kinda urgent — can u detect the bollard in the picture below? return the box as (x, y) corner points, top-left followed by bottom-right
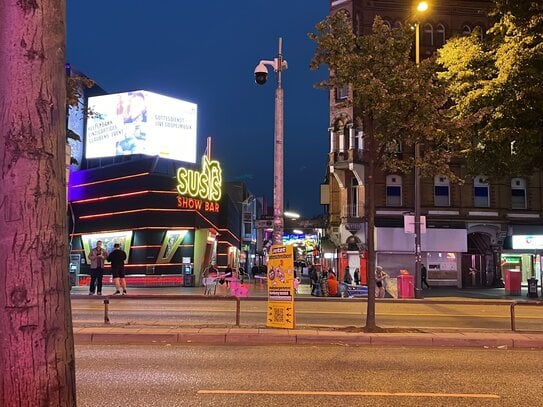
(104, 299), (110, 324)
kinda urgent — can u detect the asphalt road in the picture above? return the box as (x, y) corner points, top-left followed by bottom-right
(75, 344), (543, 406)
(71, 298), (543, 331)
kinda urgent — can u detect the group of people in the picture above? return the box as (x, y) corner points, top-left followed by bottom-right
(88, 240), (127, 296)
(310, 265), (362, 297)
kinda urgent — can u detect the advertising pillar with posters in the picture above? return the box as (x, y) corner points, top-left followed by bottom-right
(266, 245), (295, 329)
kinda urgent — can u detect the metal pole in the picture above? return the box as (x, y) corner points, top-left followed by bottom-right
(272, 37), (284, 245)
(414, 23), (422, 299)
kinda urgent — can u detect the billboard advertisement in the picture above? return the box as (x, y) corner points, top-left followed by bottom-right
(86, 90), (197, 163)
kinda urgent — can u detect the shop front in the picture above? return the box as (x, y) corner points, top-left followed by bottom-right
(501, 234), (543, 289)
(68, 155), (240, 288)
(375, 227), (467, 287)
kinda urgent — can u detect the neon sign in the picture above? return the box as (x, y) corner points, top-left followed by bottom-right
(176, 156), (222, 213)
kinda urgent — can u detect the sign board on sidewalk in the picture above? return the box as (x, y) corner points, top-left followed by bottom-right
(266, 245), (295, 329)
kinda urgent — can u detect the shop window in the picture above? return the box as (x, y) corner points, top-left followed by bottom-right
(386, 175), (402, 207)
(511, 178), (526, 209)
(474, 176), (489, 207)
(434, 175), (450, 207)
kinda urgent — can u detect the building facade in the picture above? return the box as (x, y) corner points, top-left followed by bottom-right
(324, 0), (543, 288)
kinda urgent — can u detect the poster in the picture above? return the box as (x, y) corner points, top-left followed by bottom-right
(266, 245), (295, 329)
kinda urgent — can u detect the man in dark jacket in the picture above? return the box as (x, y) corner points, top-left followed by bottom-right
(107, 243), (128, 295)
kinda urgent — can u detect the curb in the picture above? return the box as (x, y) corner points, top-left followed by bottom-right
(73, 329), (543, 349)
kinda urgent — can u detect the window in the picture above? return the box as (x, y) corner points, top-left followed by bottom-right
(473, 176), (489, 207)
(462, 25), (471, 35)
(383, 19), (392, 30)
(350, 177), (360, 217)
(511, 178), (526, 209)
(423, 23), (434, 46)
(434, 175), (450, 206)
(336, 85), (349, 100)
(394, 21), (403, 30)
(436, 23), (446, 47)
(386, 175), (402, 207)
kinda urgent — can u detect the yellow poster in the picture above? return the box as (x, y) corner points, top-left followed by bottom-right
(266, 245), (295, 329)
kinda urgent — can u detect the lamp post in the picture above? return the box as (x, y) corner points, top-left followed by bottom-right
(254, 37), (288, 246)
(414, 1), (427, 299)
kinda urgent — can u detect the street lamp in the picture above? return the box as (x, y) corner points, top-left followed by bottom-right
(254, 37), (288, 246)
(414, 1), (428, 299)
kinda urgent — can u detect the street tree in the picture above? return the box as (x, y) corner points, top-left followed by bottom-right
(0, 1), (77, 406)
(437, 0), (543, 178)
(310, 12), (464, 331)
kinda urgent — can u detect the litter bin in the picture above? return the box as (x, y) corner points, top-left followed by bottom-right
(527, 278), (539, 298)
(504, 270), (521, 296)
(397, 274), (414, 298)
(183, 274), (195, 287)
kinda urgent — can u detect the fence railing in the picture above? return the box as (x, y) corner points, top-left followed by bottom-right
(71, 295), (543, 332)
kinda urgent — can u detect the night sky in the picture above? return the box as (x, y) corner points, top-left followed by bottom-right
(66, 1), (330, 218)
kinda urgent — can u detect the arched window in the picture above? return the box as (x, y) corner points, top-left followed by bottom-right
(383, 19), (392, 30)
(386, 175), (402, 207)
(394, 21), (403, 30)
(462, 25), (471, 35)
(350, 177), (360, 217)
(423, 23), (434, 46)
(474, 176), (489, 208)
(511, 178), (527, 209)
(436, 23), (446, 47)
(434, 175), (450, 207)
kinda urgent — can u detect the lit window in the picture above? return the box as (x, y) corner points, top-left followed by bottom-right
(386, 175), (402, 207)
(434, 175), (450, 206)
(473, 176), (489, 208)
(511, 178), (526, 209)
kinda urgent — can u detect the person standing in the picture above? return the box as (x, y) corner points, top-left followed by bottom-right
(375, 266), (389, 298)
(421, 264), (431, 289)
(354, 268), (360, 285)
(88, 240), (106, 295)
(107, 243), (128, 295)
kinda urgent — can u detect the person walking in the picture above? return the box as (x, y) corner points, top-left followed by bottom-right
(88, 240), (106, 295)
(421, 264), (431, 289)
(107, 243), (128, 295)
(375, 266), (389, 298)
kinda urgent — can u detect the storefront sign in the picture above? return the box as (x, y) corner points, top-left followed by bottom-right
(266, 245), (295, 329)
(176, 155), (222, 213)
(512, 235), (543, 250)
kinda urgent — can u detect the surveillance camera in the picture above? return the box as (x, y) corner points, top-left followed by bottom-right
(254, 63), (268, 85)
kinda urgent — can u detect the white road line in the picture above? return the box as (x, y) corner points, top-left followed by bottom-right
(197, 389), (500, 399)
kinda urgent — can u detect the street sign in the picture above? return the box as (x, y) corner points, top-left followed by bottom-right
(403, 215), (427, 234)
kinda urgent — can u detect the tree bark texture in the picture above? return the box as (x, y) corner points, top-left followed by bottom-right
(0, 1), (76, 406)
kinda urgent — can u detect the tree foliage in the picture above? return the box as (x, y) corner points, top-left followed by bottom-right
(310, 12), (465, 182)
(437, 0), (543, 178)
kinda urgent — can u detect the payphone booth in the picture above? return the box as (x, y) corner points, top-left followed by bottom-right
(69, 254), (81, 288)
(183, 260), (195, 287)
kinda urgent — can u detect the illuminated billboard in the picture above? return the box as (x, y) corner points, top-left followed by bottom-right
(86, 90), (197, 163)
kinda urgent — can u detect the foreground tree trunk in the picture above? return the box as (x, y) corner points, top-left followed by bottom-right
(0, 1), (76, 406)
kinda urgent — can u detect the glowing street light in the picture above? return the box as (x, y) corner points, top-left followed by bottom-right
(414, 1), (428, 299)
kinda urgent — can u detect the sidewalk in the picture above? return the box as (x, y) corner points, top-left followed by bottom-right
(70, 283), (543, 349)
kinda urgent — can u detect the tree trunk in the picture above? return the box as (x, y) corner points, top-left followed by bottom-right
(0, 1), (76, 406)
(364, 116), (377, 332)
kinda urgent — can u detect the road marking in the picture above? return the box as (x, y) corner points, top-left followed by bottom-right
(197, 389), (500, 399)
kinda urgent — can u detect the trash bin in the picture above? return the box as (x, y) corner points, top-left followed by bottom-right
(527, 278), (539, 298)
(397, 274), (414, 298)
(504, 270), (521, 296)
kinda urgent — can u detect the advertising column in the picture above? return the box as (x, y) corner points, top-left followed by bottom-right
(266, 245), (295, 329)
